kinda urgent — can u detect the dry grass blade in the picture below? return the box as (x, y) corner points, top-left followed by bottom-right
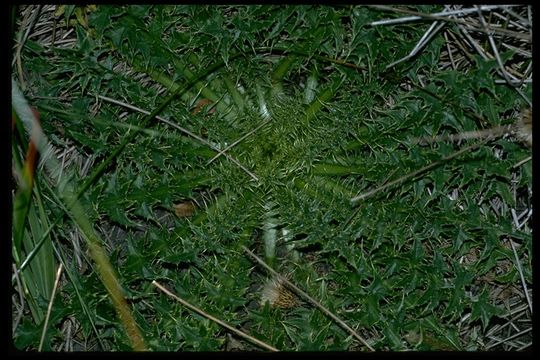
(97, 94), (259, 182)
(485, 327), (532, 350)
(474, 6), (521, 87)
(351, 140), (489, 203)
(508, 239), (532, 314)
(370, 5), (506, 26)
(415, 107), (531, 149)
(512, 156), (531, 169)
(151, 280), (279, 352)
(242, 246), (376, 351)
(478, 259), (532, 351)
(12, 264), (26, 333)
(413, 126), (509, 145)
(14, 5), (44, 90)
(38, 263), (63, 351)
(369, 5), (530, 40)
(385, 20), (446, 70)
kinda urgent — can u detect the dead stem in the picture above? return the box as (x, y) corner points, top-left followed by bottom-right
(152, 280), (278, 352)
(97, 94), (259, 182)
(351, 139), (489, 204)
(39, 263), (63, 351)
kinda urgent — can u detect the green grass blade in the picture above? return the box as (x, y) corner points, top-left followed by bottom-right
(12, 79), (147, 351)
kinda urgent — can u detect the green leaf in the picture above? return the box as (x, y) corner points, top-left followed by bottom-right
(63, 5), (77, 24)
(383, 323), (406, 350)
(470, 289), (505, 330)
(14, 317), (42, 350)
(109, 26), (126, 48)
(76, 25), (93, 54)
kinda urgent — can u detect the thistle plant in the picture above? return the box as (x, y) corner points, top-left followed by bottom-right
(12, 5), (531, 351)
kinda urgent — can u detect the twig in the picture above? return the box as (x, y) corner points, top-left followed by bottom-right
(97, 94), (259, 182)
(151, 280), (278, 352)
(351, 139), (488, 204)
(50, 238), (108, 351)
(242, 246), (376, 351)
(39, 263), (63, 351)
(497, 303), (530, 321)
(206, 118), (271, 165)
(61, 317), (74, 351)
